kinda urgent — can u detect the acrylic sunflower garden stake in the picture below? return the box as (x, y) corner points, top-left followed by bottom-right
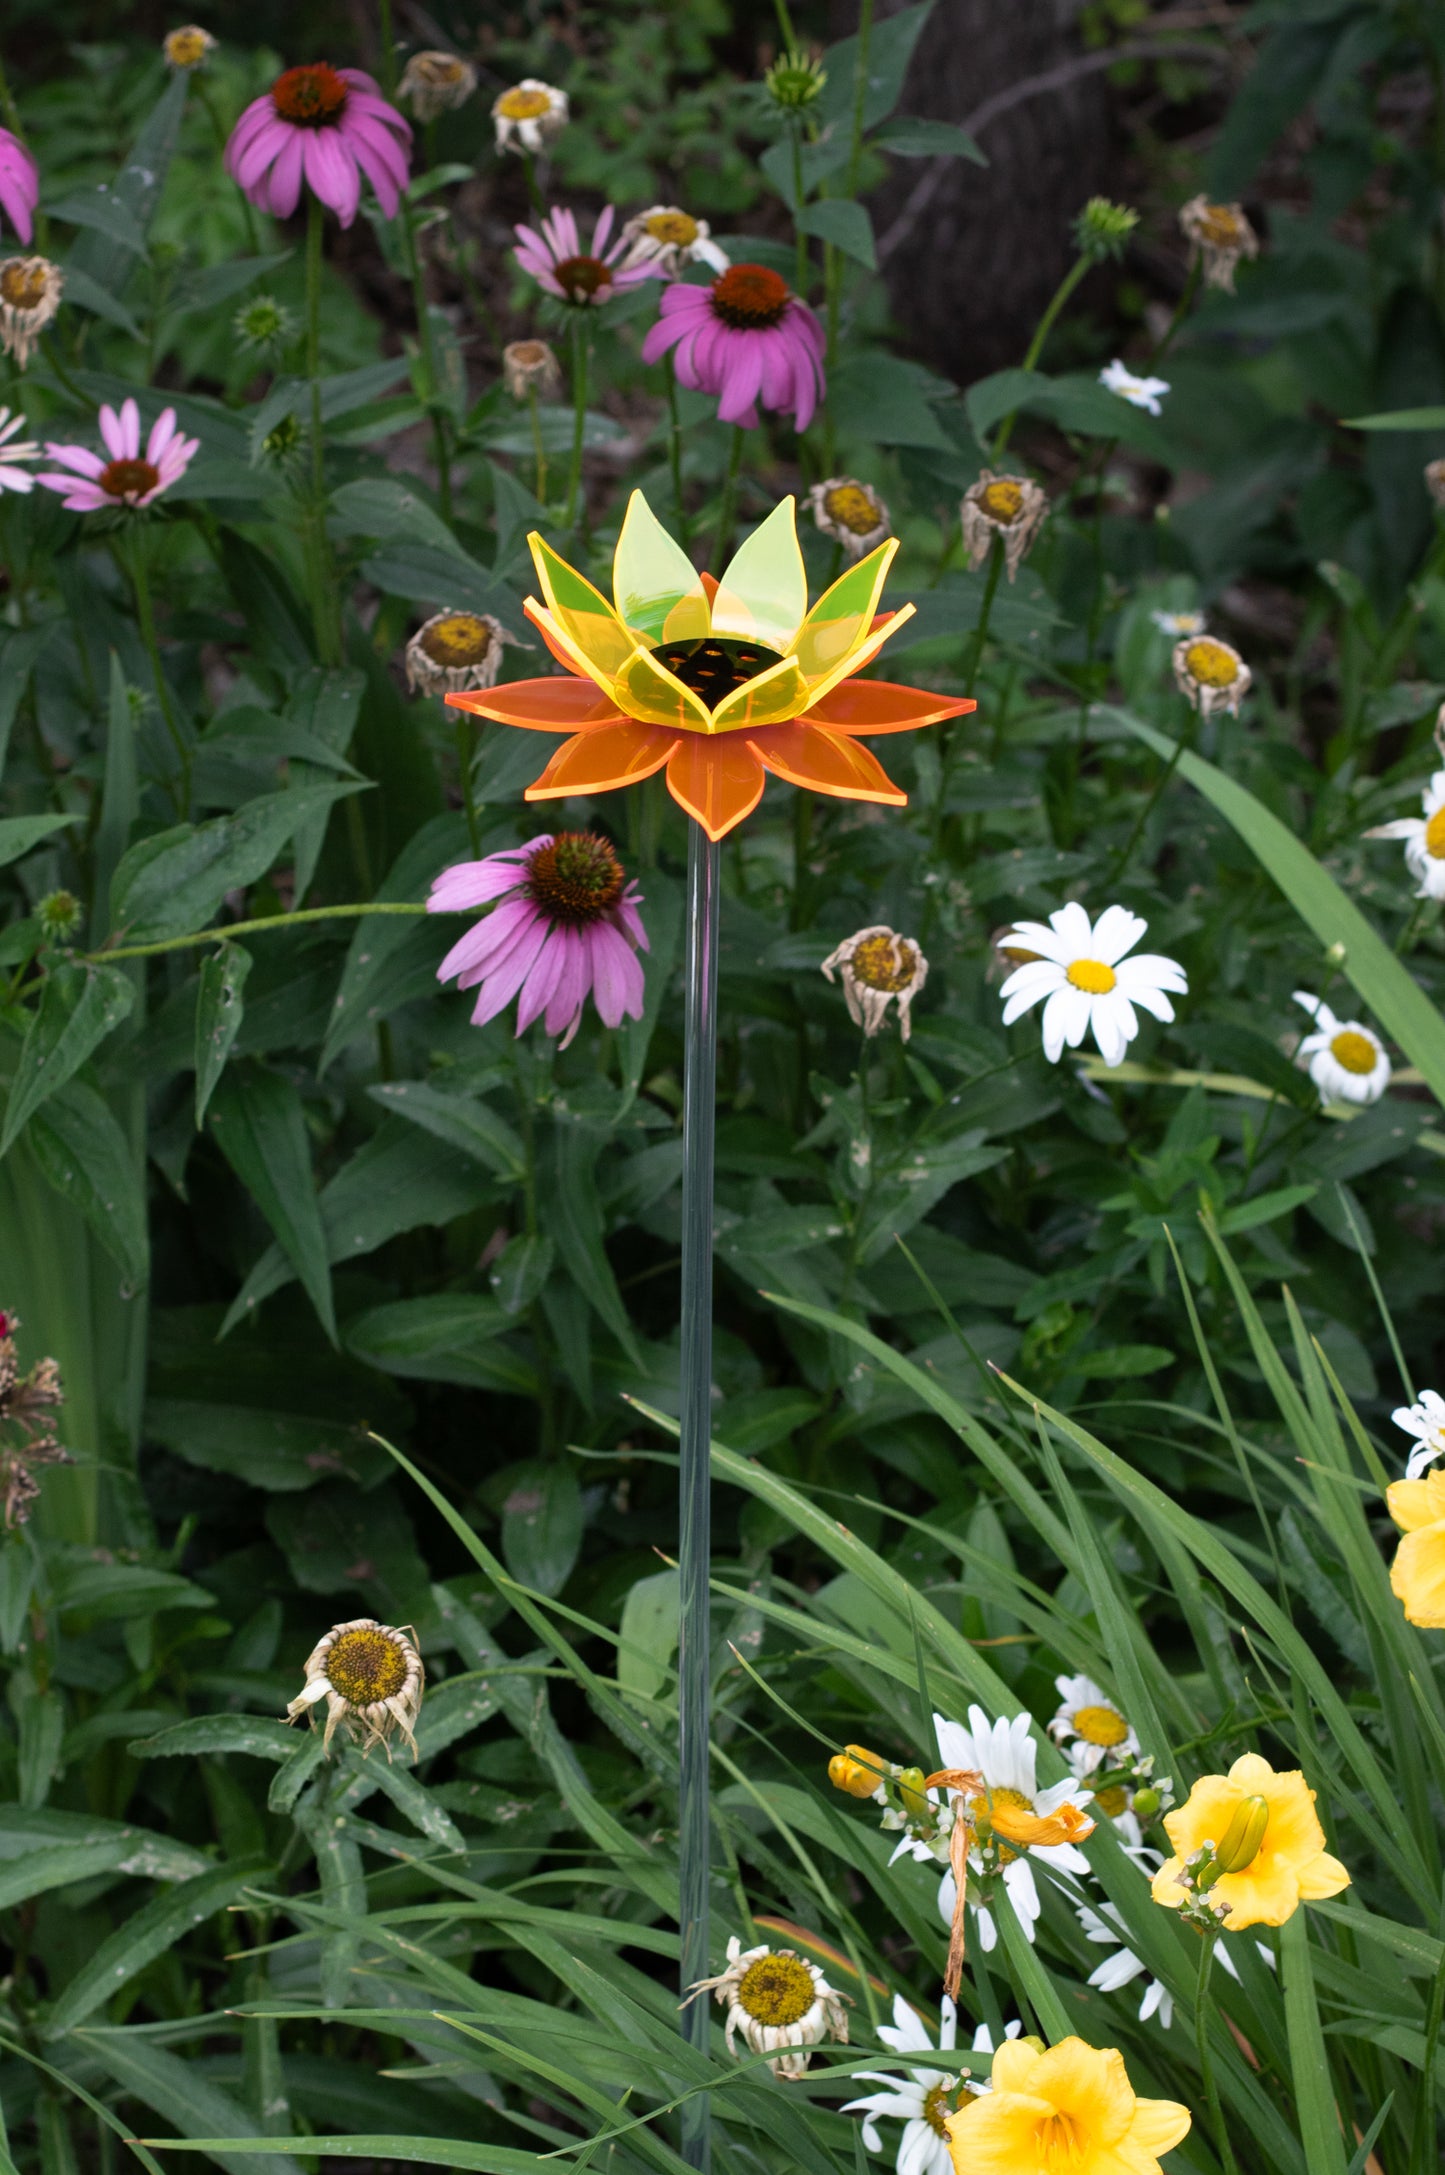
(446, 490), (974, 2161)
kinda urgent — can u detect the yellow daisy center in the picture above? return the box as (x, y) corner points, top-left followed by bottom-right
(979, 478), (1025, 523)
(325, 1625), (408, 1707)
(1072, 1702), (1129, 1747)
(497, 86), (554, 120)
(1425, 806), (1445, 858)
(1066, 957), (1116, 995)
(646, 210), (699, 246)
(1183, 637), (1239, 688)
(736, 1951), (816, 2027)
(852, 932), (918, 991)
(1329, 1029), (1378, 1076)
(1092, 1783), (1130, 1817)
(0, 259), (49, 310)
(420, 612), (495, 667)
(823, 482), (881, 536)
(923, 2080), (979, 2136)
(1196, 204), (1244, 246)
(165, 27), (212, 66)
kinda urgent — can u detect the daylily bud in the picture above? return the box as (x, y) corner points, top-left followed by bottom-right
(1214, 1794), (1270, 1875)
(1021, 2036), (1047, 2057)
(1132, 1785), (1162, 1819)
(896, 1765), (932, 1819)
(829, 1744), (886, 1798)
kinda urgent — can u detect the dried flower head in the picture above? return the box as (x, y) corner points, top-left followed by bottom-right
(405, 609), (519, 696)
(0, 1313), (69, 1529)
(621, 206), (729, 279)
(809, 477), (890, 559)
(286, 1617), (424, 1758)
(822, 925), (928, 1041)
(1179, 194), (1259, 292)
(960, 471), (1048, 582)
(1172, 633), (1250, 718)
(764, 50), (827, 114)
(1426, 457), (1445, 512)
(492, 79), (568, 156)
(691, 1935), (849, 2078)
(0, 255), (62, 370)
(1074, 197), (1138, 263)
(502, 338), (562, 401)
(398, 50), (477, 121)
(163, 25), (216, 69)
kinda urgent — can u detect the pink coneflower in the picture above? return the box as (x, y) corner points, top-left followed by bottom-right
(641, 264), (825, 432)
(512, 204), (661, 309)
(429, 832), (648, 1047)
(0, 130), (37, 246)
(224, 64), (411, 228)
(37, 398), (199, 512)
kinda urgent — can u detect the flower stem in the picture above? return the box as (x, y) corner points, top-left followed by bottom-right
(401, 193), (453, 524)
(1146, 254), (1201, 370)
(527, 384), (549, 506)
(124, 531), (191, 807)
(1107, 693), (1197, 887)
(304, 192), (342, 667)
(1193, 1933), (1239, 2175)
(565, 317), (589, 532)
(993, 254), (1091, 458)
(455, 716), (481, 855)
(791, 127), (809, 296)
(86, 900), (430, 966)
(664, 351), (690, 549)
(375, 0), (398, 96)
(678, 821), (720, 2173)
(712, 424), (746, 569)
(962, 534), (1004, 698)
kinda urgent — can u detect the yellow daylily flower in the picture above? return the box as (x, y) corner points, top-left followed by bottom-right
(1150, 1752), (1349, 1929)
(945, 2036), (1190, 2175)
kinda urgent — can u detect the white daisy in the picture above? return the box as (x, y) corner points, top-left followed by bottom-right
(621, 205), (730, 278)
(1292, 990), (1390, 1106)
(1365, 765), (1445, 901)
(0, 405), (39, 493)
(492, 79), (568, 155)
(1099, 359), (1169, 416)
(926, 1707), (1094, 1953)
(1150, 608), (1206, 637)
(1075, 1900), (1175, 2026)
(691, 1936), (850, 2079)
(1393, 1389), (1445, 1479)
(997, 903), (1187, 1069)
(1048, 1675), (1140, 1776)
(844, 1997), (1021, 2175)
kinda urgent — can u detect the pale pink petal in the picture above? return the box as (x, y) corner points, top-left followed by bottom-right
(437, 896), (537, 983)
(469, 914), (551, 1023)
(514, 925), (569, 1032)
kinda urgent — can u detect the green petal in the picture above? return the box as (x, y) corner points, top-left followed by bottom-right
(529, 530), (635, 681)
(712, 496), (808, 651)
(612, 490), (708, 642)
(788, 539), (898, 684)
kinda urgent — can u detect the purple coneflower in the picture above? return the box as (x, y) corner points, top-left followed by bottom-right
(37, 398), (199, 512)
(429, 832), (648, 1047)
(0, 130), (37, 246)
(641, 263), (825, 432)
(224, 63), (411, 228)
(512, 204), (661, 309)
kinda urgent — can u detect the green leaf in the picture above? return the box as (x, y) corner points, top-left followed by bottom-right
(209, 1068), (336, 1342)
(1217, 1182), (1318, 1234)
(815, 0), (934, 134)
(0, 814), (80, 870)
(110, 783), (366, 943)
(488, 1233), (554, 1316)
(0, 623), (58, 781)
(71, 2032), (302, 2175)
(193, 945), (253, 1128)
(873, 116), (985, 162)
(63, 70), (189, 296)
(92, 653), (141, 945)
(795, 199), (877, 271)
(0, 961), (135, 1157)
(346, 1294), (532, 1395)
(28, 1080), (149, 1289)
(319, 813), (469, 1073)
(46, 1861), (269, 2035)
(0, 1839), (141, 1911)
(50, 191), (149, 253)
(1342, 407), (1445, 431)
(327, 477), (461, 556)
(1280, 1914), (1350, 2175)
(128, 1717), (297, 1762)
(546, 1115), (643, 1364)
(1114, 711), (1445, 1110)
(617, 1568), (680, 1699)
(500, 1460), (584, 1598)
(267, 1732), (325, 1813)
(367, 1079), (526, 1181)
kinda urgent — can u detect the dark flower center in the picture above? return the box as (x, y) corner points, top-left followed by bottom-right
(552, 254), (611, 303)
(0, 259), (49, 310)
(711, 263), (791, 330)
(651, 635), (784, 703)
(272, 63), (350, 126)
(420, 612), (494, 666)
(101, 458), (160, 500)
(525, 831), (626, 924)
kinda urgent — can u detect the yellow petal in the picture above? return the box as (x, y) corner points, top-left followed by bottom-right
(1127, 2096), (1193, 2157)
(789, 539), (899, 684)
(613, 489), (708, 641)
(709, 654), (808, 732)
(1392, 1523), (1445, 1625)
(800, 603), (915, 712)
(526, 601), (622, 699)
(1386, 1471), (1445, 1533)
(711, 496), (808, 650)
(1295, 1850), (1350, 1900)
(986, 2040), (1044, 2096)
(529, 530), (636, 681)
(614, 645), (714, 733)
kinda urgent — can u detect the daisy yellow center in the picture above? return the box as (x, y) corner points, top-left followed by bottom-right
(0, 259), (49, 310)
(1196, 203), (1244, 246)
(1425, 807), (1445, 858)
(1036, 2111), (1088, 2170)
(851, 933), (918, 992)
(711, 263), (791, 330)
(1183, 637), (1239, 688)
(1066, 957), (1116, 995)
(420, 612), (494, 667)
(652, 634), (783, 702)
(736, 1951), (816, 2027)
(1330, 1029), (1378, 1075)
(1092, 1782), (1130, 1817)
(1073, 1703), (1129, 1747)
(497, 86), (554, 120)
(922, 2081), (978, 2136)
(823, 483), (880, 535)
(101, 458), (160, 500)
(525, 831), (625, 925)
(553, 255), (611, 302)
(325, 1625), (408, 1707)
(165, 28), (211, 66)
(979, 478), (1025, 523)
(646, 210), (699, 246)
(272, 64), (349, 125)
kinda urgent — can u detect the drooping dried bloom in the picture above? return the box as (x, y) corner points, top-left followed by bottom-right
(1172, 632), (1250, 718)
(492, 79), (568, 155)
(809, 477), (890, 559)
(163, 25), (216, 69)
(621, 206), (729, 279)
(286, 1617), (424, 1758)
(0, 1313), (69, 1530)
(822, 925), (928, 1041)
(513, 204), (660, 309)
(38, 398), (198, 513)
(1426, 457), (1445, 511)
(642, 264), (825, 432)
(1179, 194), (1259, 292)
(0, 254), (62, 368)
(960, 471), (1048, 582)
(691, 1935), (850, 2078)
(225, 65), (411, 227)
(405, 609), (518, 696)
(502, 338), (562, 401)
(0, 407), (39, 495)
(0, 130), (38, 247)
(398, 50), (477, 121)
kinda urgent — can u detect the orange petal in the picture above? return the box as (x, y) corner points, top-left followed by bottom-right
(666, 732), (765, 840)
(447, 677), (625, 732)
(699, 570), (719, 604)
(806, 680), (978, 736)
(749, 722), (907, 805)
(525, 719), (679, 800)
